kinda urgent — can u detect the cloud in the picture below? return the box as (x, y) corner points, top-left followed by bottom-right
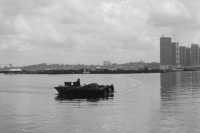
(148, 0), (200, 43)
(0, 0), (199, 65)
(149, 0), (191, 26)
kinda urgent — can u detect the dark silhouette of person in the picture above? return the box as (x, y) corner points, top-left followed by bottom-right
(73, 78), (80, 86)
(77, 78), (80, 86)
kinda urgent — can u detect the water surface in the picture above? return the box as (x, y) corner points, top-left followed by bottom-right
(0, 72), (199, 133)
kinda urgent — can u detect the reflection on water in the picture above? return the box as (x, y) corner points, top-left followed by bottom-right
(160, 71), (200, 101)
(55, 93), (114, 102)
(159, 71), (200, 133)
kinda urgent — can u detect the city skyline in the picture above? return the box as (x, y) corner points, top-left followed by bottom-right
(2, 0), (200, 65)
(160, 36), (200, 68)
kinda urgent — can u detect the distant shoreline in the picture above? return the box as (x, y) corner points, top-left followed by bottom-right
(0, 69), (189, 74)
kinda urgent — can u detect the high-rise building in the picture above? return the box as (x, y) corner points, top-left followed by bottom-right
(185, 47), (191, 66)
(172, 42), (180, 66)
(160, 37), (172, 67)
(191, 44), (199, 65)
(179, 46), (187, 66)
(199, 47), (200, 65)
(159, 36), (200, 67)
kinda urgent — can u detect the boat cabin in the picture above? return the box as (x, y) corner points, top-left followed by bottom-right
(64, 79), (80, 87)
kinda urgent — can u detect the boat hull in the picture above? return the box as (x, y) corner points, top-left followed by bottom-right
(54, 84), (114, 98)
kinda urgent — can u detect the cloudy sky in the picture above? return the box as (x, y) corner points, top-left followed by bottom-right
(0, 0), (200, 65)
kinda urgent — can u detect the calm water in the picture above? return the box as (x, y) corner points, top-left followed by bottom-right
(0, 72), (200, 133)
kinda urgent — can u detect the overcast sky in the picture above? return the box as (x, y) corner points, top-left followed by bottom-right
(0, 0), (200, 65)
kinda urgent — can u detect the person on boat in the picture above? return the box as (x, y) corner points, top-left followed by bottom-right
(73, 78), (80, 87)
(77, 78), (80, 86)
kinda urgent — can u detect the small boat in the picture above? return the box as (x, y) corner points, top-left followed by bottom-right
(54, 79), (114, 98)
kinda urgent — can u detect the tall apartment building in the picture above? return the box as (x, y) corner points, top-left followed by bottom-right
(160, 37), (172, 66)
(159, 36), (200, 67)
(160, 37), (180, 68)
(172, 42), (180, 66)
(199, 47), (200, 64)
(185, 47), (191, 66)
(180, 46), (187, 66)
(191, 44), (199, 65)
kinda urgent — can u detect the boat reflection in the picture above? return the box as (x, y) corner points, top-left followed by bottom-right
(55, 92), (114, 102)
